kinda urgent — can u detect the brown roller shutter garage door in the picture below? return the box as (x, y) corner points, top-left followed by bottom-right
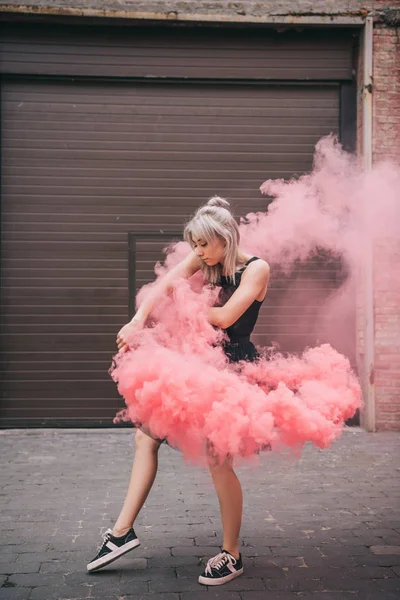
(0, 24), (356, 426)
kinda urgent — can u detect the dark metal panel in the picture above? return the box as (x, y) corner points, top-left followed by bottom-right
(0, 24), (355, 80)
(128, 232), (181, 319)
(1, 78), (345, 427)
(340, 80), (357, 152)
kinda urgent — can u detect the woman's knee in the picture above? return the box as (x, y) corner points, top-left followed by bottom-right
(208, 456), (234, 477)
(134, 428), (162, 452)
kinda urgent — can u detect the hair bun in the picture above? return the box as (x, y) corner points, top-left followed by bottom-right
(207, 195), (231, 210)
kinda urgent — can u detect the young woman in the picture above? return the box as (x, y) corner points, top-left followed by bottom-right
(87, 196), (270, 585)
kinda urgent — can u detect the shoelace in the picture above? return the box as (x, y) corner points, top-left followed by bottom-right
(97, 529), (112, 551)
(205, 551), (235, 575)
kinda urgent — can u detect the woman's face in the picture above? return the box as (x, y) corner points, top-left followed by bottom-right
(192, 236), (226, 266)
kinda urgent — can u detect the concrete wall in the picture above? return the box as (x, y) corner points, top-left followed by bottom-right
(0, 0), (391, 22)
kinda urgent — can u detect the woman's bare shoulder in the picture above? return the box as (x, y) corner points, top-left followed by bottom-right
(246, 257), (270, 278)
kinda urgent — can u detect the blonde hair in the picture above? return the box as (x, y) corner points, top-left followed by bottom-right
(184, 196), (240, 284)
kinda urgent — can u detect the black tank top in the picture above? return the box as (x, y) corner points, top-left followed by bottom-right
(217, 256), (264, 342)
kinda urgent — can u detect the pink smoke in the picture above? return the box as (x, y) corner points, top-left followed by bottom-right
(111, 136), (400, 463)
(112, 282), (360, 463)
(245, 134), (400, 271)
(252, 135), (400, 360)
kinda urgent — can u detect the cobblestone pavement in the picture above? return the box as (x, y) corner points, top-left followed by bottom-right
(1, 428), (400, 600)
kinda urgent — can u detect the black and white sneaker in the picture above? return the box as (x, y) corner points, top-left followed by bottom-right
(87, 528), (140, 572)
(198, 550), (243, 586)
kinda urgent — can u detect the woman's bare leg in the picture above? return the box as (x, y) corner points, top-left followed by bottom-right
(113, 428), (162, 536)
(209, 459), (242, 559)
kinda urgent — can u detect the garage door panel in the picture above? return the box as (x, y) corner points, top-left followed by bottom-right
(2, 242), (127, 261)
(3, 140), (327, 155)
(3, 198), (266, 212)
(2, 317), (121, 333)
(2, 286), (128, 304)
(3, 103), (339, 119)
(4, 114), (337, 129)
(1, 70), (349, 425)
(1, 24), (354, 80)
(0, 399), (120, 417)
(3, 52), (350, 70)
(2, 213), (182, 226)
(4, 157), (326, 171)
(3, 231), (129, 243)
(2, 265), (128, 279)
(1, 41), (350, 62)
(1, 333), (117, 353)
(1, 62), (351, 81)
(1, 351), (114, 363)
(2, 218), (187, 232)
(1, 377), (116, 393)
(0, 414), (119, 427)
(2, 96), (339, 115)
(3, 122), (339, 138)
(3, 312), (123, 326)
(1, 366), (112, 382)
(0, 407), (119, 419)
(0, 403), (121, 423)
(2, 278), (126, 292)
(3, 141), (329, 157)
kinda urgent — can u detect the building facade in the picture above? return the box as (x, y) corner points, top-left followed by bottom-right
(0, 1), (399, 430)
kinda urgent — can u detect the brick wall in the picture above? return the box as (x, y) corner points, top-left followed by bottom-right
(372, 17), (400, 430)
(374, 242), (400, 430)
(373, 25), (400, 163)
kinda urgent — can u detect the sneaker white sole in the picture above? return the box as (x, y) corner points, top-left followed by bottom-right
(198, 567), (243, 586)
(87, 539), (140, 572)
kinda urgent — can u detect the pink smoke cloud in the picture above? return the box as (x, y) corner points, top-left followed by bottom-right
(111, 136), (400, 463)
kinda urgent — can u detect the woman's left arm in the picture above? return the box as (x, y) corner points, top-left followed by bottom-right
(208, 260), (270, 329)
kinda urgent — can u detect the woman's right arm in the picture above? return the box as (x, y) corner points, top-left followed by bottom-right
(117, 251), (200, 351)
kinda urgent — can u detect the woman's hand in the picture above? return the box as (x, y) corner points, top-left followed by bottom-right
(115, 252), (201, 353)
(116, 318), (143, 353)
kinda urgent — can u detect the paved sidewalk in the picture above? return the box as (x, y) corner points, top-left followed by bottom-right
(1, 428), (400, 600)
